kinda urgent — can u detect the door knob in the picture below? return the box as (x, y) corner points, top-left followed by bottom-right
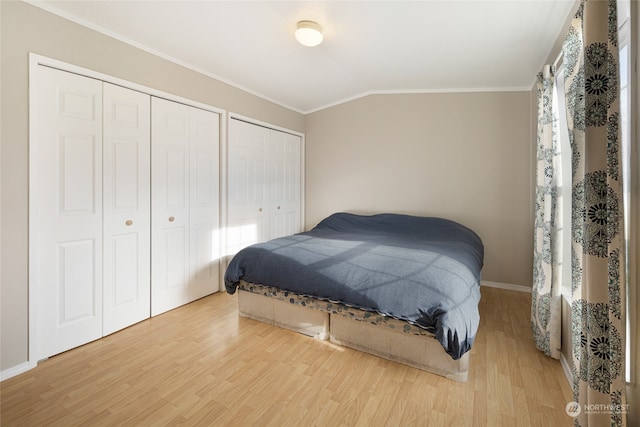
(169, 216), (175, 222)
(125, 220), (133, 226)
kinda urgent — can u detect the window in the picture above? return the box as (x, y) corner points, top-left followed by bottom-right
(617, 0), (636, 385)
(554, 65), (573, 301)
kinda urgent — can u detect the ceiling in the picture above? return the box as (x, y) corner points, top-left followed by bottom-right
(34, 0), (577, 113)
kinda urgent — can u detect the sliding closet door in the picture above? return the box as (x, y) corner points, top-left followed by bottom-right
(151, 98), (191, 315)
(102, 83), (151, 335)
(32, 66), (104, 359)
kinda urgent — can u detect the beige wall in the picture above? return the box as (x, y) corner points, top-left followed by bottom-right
(304, 92), (533, 287)
(0, 1), (304, 372)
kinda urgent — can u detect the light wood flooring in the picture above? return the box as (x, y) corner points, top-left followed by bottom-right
(1, 286), (573, 426)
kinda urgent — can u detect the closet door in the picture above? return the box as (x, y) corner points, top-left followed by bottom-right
(268, 129), (301, 240)
(151, 98), (191, 315)
(102, 83), (151, 335)
(32, 66), (104, 359)
(282, 131), (302, 236)
(228, 119), (302, 251)
(189, 107), (220, 301)
(151, 98), (220, 315)
(227, 119), (269, 252)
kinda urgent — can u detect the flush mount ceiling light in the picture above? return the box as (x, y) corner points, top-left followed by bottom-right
(295, 20), (323, 47)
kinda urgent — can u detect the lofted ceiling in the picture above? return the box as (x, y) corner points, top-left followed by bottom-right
(33, 0), (576, 113)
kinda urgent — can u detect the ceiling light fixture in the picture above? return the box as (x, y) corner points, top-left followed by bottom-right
(295, 20), (323, 47)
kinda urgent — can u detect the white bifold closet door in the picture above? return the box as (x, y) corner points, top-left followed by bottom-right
(227, 118), (269, 251)
(32, 65), (220, 360)
(102, 83), (151, 336)
(151, 97), (220, 316)
(227, 118), (301, 254)
(32, 67), (104, 359)
(268, 128), (302, 240)
(32, 67), (151, 359)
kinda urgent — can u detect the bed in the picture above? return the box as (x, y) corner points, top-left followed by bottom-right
(224, 212), (484, 381)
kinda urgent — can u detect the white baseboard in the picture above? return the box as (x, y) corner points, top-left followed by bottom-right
(480, 280), (532, 293)
(559, 352), (573, 390)
(1, 361), (36, 382)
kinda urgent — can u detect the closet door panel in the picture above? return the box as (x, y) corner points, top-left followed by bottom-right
(282, 132), (302, 236)
(269, 130), (302, 239)
(151, 97), (190, 315)
(228, 119), (268, 252)
(189, 108), (220, 300)
(103, 83), (151, 335)
(267, 131), (286, 239)
(58, 240), (97, 320)
(32, 66), (103, 359)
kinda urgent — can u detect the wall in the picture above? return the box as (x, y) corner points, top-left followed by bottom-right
(304, 92), (533, 286)
(0, 0), (304, 373)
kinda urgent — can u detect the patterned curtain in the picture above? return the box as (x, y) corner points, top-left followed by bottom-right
(563, 0), (627, 425)
(532, 65), (562, 360)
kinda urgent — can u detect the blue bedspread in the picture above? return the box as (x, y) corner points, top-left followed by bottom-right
(224, 212), (484, 360)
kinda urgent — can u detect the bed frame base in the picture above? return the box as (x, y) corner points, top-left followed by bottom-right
(329, 315), (468, 381)
(238, 289), (330, 340)
(237, 289), (469, 382)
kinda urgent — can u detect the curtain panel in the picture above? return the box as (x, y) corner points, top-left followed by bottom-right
(563, 0), (627, 425)
(532, 65), (562, 360)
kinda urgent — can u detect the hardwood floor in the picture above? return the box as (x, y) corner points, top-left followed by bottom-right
(1, 287), (573, 426)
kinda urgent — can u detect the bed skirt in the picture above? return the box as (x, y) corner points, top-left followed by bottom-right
(236, 282), (469, 382)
